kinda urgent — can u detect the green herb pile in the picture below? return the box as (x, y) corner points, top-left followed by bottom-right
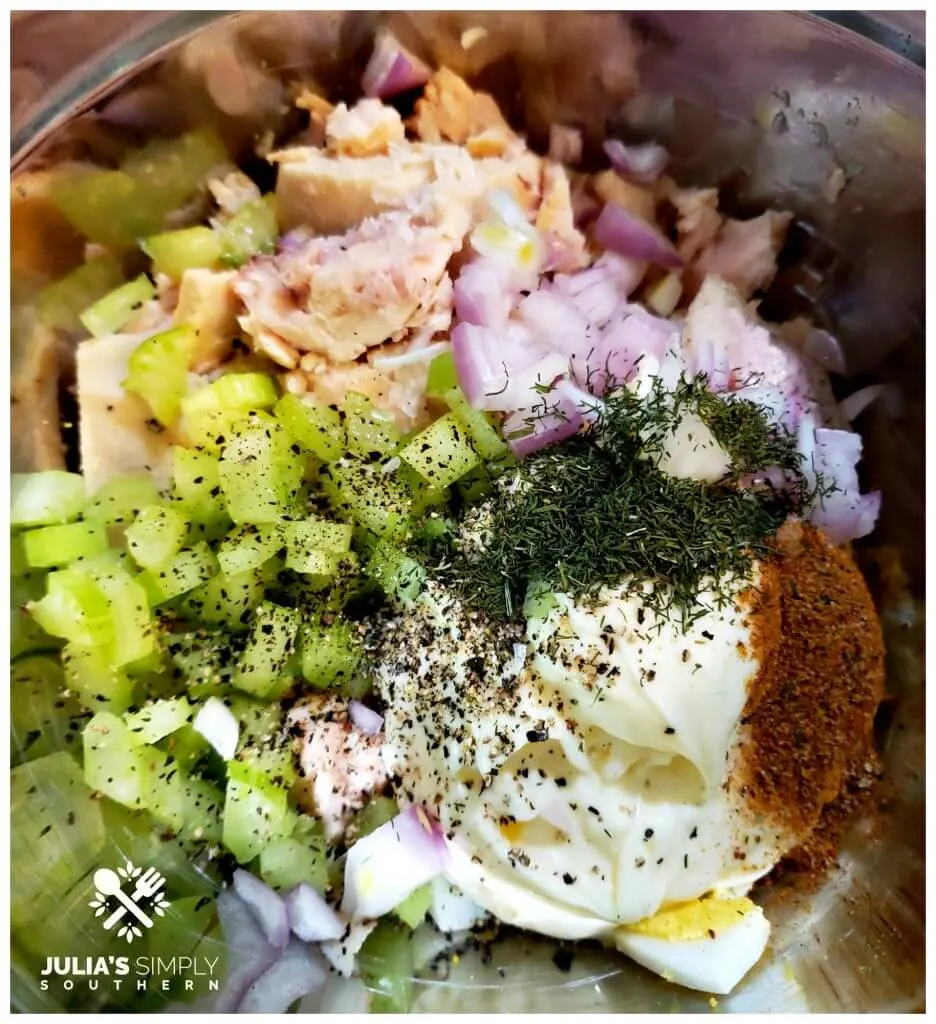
(425, 373), (823, 626)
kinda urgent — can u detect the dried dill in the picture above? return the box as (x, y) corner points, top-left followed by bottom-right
(421, 373), (822, 627)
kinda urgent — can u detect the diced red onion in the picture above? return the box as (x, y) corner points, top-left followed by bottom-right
(233, 869), (290, 950)
(549, 124), (583, 166)
(279, 228), (312, 253)
(800, 424), (881, 543)
(454, 259), (515, 328)
(341, 805), (449, 920)
(603, 138), (669, 185)
(579, 305), (675, 395)
(554, 378), (605, 422)
(802, 328), (847, 375)
(320, 919), (377, 977)
(517, 290), (591, 359)
(348, 700), (384, 737)
(592, 202), (684, 268)
(838, 384), (886, 424)
(238, 938), (327, 1014)
(192, 696), (239, 761)
(685, 334), (733, 394)
(504, 391), (584, 458)
(362, 30), (431, 99)
(285, 882), (345, 942)
(552, 252), (646, 326)
(214, 889), (280, 1012)
(451, 321), (566, 412)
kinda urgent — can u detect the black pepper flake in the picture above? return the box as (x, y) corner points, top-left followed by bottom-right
(562, 872), (576, 885)
(689, 826), (698, 839)
(552, 946), (574, 973)
(644, 828), (654, 840)
(525, 728), (548, 743)
(664, 726), (676, 735)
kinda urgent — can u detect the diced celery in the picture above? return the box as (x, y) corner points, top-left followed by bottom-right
(83, 710), (159, 808)
(259, 833), (328, 894)
(51, 129), (227, 246)
(217, 524), (283, 577)
(180, 565), (266, 628)
(142, 225), (221, 280)
(234, 742), (296, 788)
(425, 349), (458, 398)
(398, 412), (481, 489)
(29, 566), (113, 646)
(12, 471), (86, 527)
(163, 722), (211, 772)
(79, 274), (156, 338)
(219, 420), (305, 524)
(123, 325), (195, 428)
(138, 541), (218, 605)
(149, 752), (224, 843)
(11, 753), (106, 933)
(84, 473), (163, 525)
(395, 462), (450, 517)
(359, 918), (415, 1013)
(282, 517), (352, 574)
(344, 392), (403, 459)
(233, 601), (300, 697)
(125, 503), (189, 570)
(364, 540), (426, 603)
(275, 393), (346, 462)
(12, 574), (59, 661)
(523, 581), (559, 619)
(319, 458), (412, 542)
(37, 254), (125, 333)
(125, 697), (193, 743)
(444, 386), (509, 460)
(10, 535), (28, 577)
(300, 619), (362, 689)
(394, 884), (432, 929)
(22, 520), (108, 569)
(217, 194), (278, 268)
(63, 642), (135, 713)
(145, 893), (216, 962)
(182, 373), (278, 421)
(222, 759), (291, 864)
(90, 559), (156, 667)
(353, 795), (398, 838)
(172, 447), (228, 526)
(11, 656), (87, 764)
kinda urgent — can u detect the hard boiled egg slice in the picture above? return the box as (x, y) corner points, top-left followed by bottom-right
(614, 895), (770, 995)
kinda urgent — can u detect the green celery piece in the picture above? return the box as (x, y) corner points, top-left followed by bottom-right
(142, 225), (222, 280)
(216, 524), (283, 577)
(300, 619), (362, 689)
(319, 458), (413, 543)
(217, 194), (278, 268)
(282, 517), (352, 574)
(148, 750), (224, 843)
(12, 573), (60, 661)
(274, 393), (346, 462)
(343, 392), (403, 459)
(398, 412), (481, 489)
(51, 129), (227, 246)
(82, 710), (160, 808)
(171, 447), (228, 526)
(219, 419), (305, 524)
(37, 254), (125, 333)
(359, 918), (416, 1013)
(180, 565), (267, 628)
(124, 696), (193, 743)
(394, 883), (433, 929)
(84, 473), (163, 525)
(232, 601), (300, 697)
(123, 325), (195, 428)
(259, 833), (328, 894)
(424, 349), (458, 398)
(11, 656), (87, 764)
(353, 795), (398, 838)
(125, 503), (190, 570)
(222, 759), (291, 863)
(182, 372), (278, 420)
(364, 540), (426, 603)
(444, 386), (509, 460)
(89, 558), (156, 668)
(79, 274), (155, 338)
(22, 520), (108, 569)
(138, 541), (218, 605)
(11, 471), (86, 527)
(28, 566), (114, 647)
(62, 642), (135, 713)
(11, 752), (106, 933)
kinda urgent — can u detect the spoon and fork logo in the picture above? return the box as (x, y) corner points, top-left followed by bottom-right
(88, 861), (171, 943)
